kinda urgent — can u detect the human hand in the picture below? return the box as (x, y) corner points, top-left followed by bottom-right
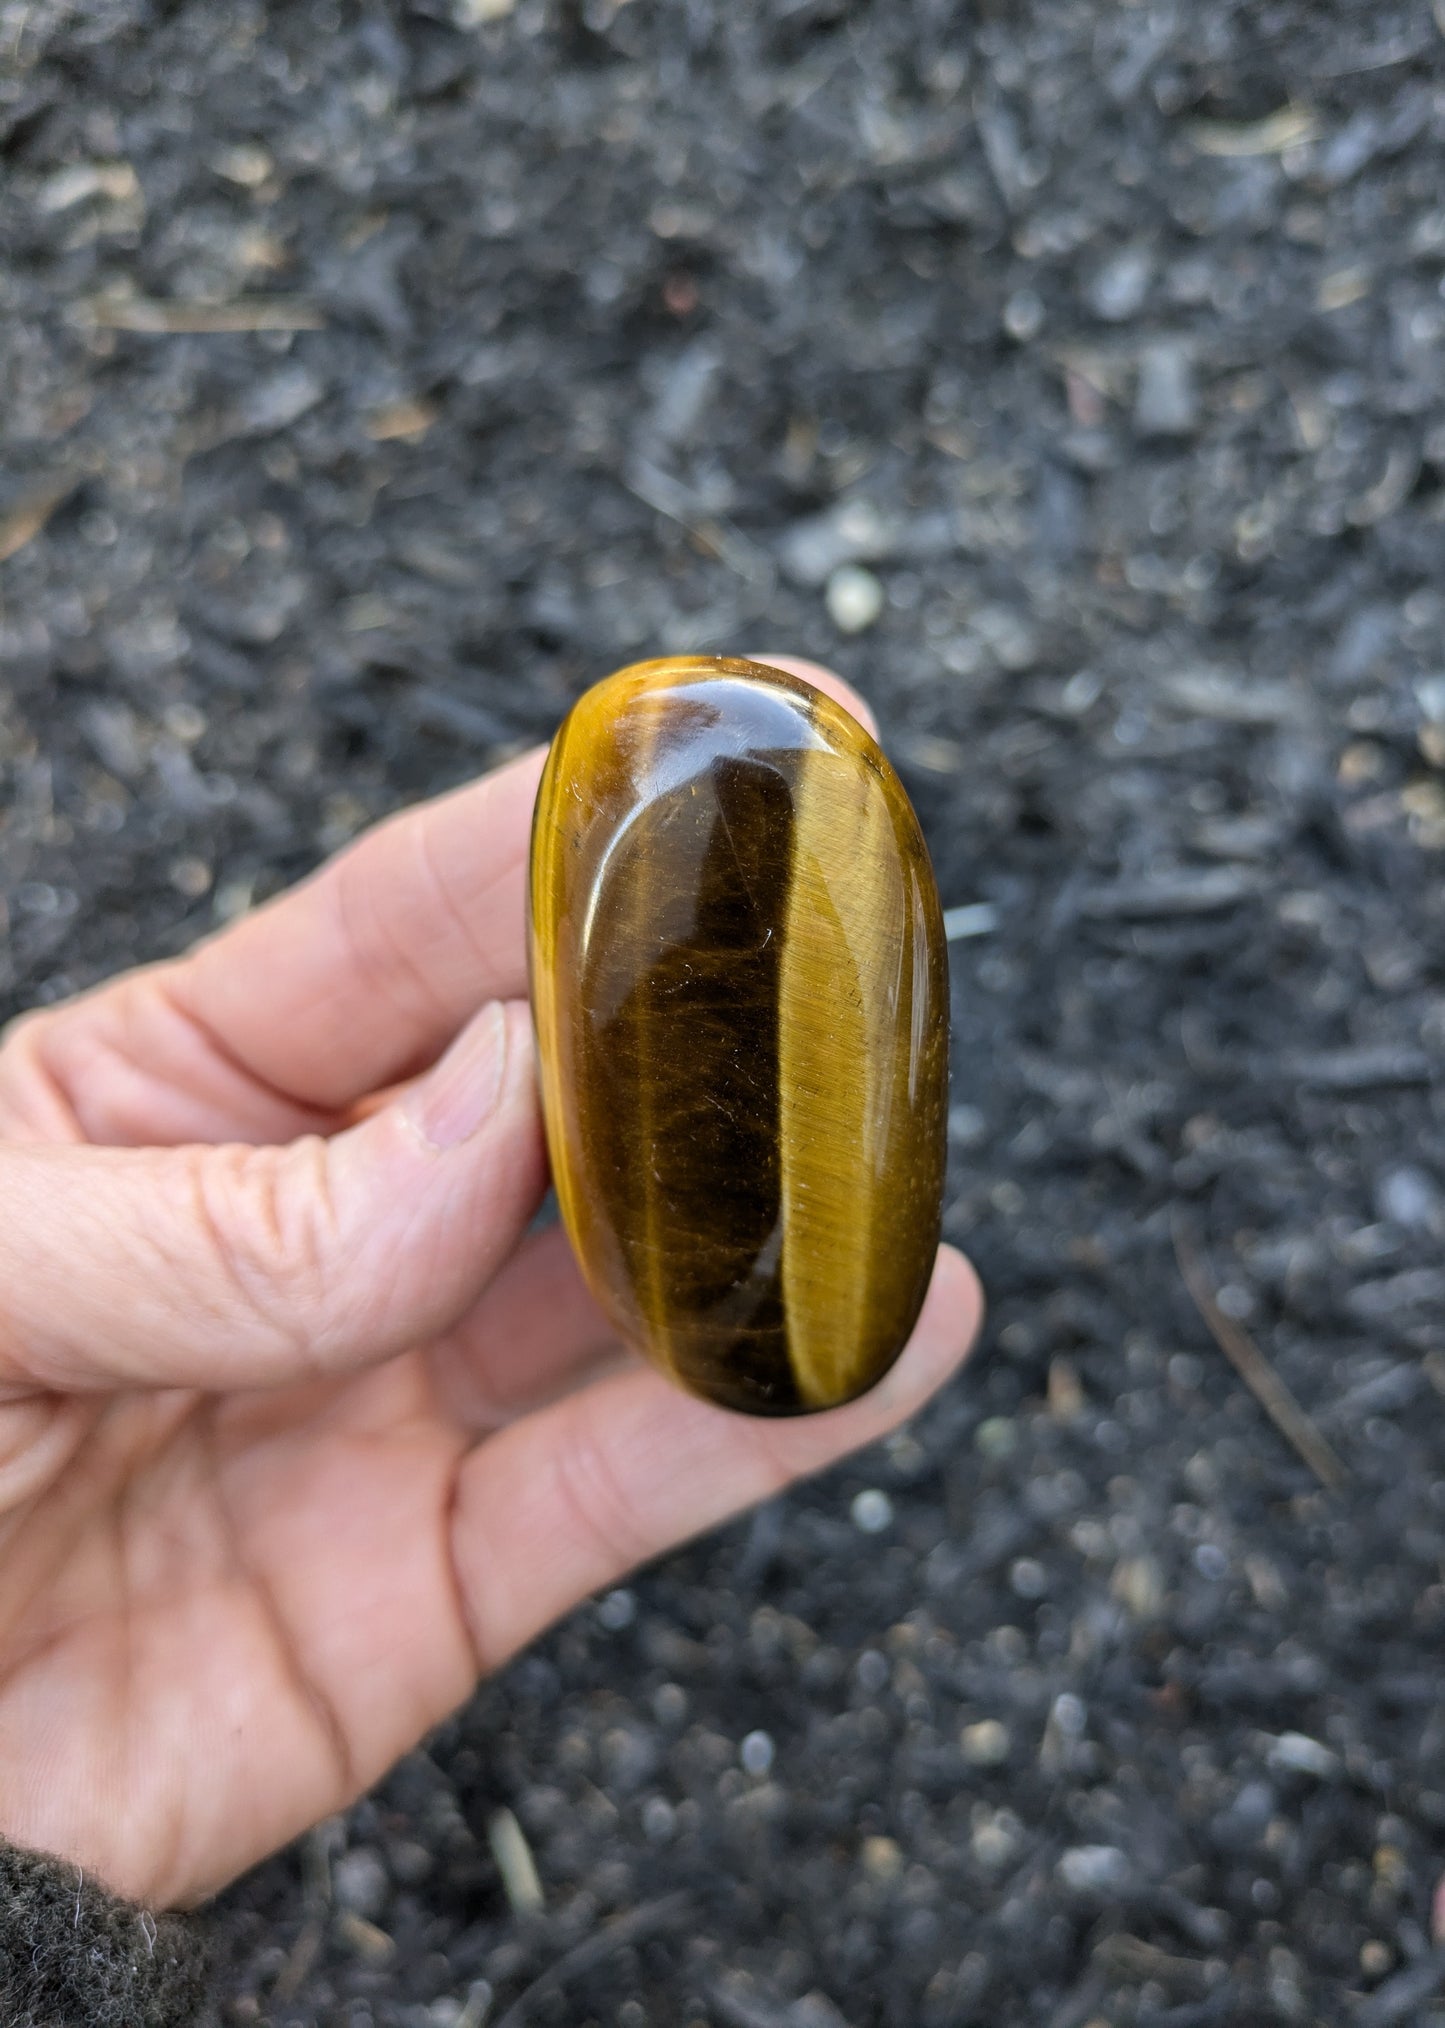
(0, 658), (982, 1909)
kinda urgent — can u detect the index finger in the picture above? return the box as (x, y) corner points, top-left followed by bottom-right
(177, 744), (546, 1110)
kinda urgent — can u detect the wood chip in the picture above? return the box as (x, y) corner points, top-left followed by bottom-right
(1159, 668), (1299, 726)
(1047, 1355), (1085, 1422)
(334, 1910), (395, 1962)
(1266, 1046), (1433, 1092)
(1172, 1209), (1347, 1492)
(212, 143), (274, 187)
(0, 478), (77, 565)
(83, 295), (324, 333)
(486, 1805), (544, 1917)
(37, 161), (141, 213)
(1078, 868), (1259, 919)
(367, 397), (439, 441)
(456, 1983), (494, 2028)
(1318, 266), (1371, 312)
(893, 732), (966, 775)
(1350, 446), (1419, 527)
(1187, 104), (1318, 157)
(1094, 1933), (1214, 1994)
(271, 1918), (323, 2002)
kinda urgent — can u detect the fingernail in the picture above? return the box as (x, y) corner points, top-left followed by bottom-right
(403, 1003), (509, 1150)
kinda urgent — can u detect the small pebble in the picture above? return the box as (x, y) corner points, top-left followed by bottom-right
(642, 1795), (677, 1843)
(16, 883), (61, 916)
(825, 564), (885, 634)
(861, 1834), (904, 1879)
(1010, 1557), (1048, 1599)
(213, 876), (257, 922)
(971, 1809), (1024, 1870)
(169, 856), (213, 898)
(1003, 288), (1045, 341)
(332, 1846), (388, 1920)
(212, 143), (273, 187)
(855, 1648), (890, 1694)
(1267, 1732), (1339, 1778)
(947, 1103), (987, 1147)
(1047, 1356), (1084, 1421)
(1134, 340), (1199, 438)
(975, 1416), (1018, 1460)
(961, 1719), (1011, 1767)
(791, 1997), (849, 2028)
(1360, 1940), (1394, 1979)
(740, 1729), (775, 1777)
(387, 1839), (432, 1886)
(1052, 1693), (1087, 1737)
(162, 701), (207, 743)
(597, 1588), (636, 1630)
(653, 1682), (688, 1726)
(1416, 675), (1445, 723)
(941, 902), (999, 941)
(1377, 1163), (1441, 1231)
(1058, 1844), (1130, 1893)
(851, 1488), (894, 1534)
(1112, 1555), (1165, 1620)
(1088, 244), (1152, 321)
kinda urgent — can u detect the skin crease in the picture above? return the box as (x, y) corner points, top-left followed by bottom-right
(0, 657), (983, 1910)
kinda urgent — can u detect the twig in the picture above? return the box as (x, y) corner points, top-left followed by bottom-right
(271, 1917), (324, 2002)
(0, 478), (77, 565)
(487, 1805), (545, 1917)
(1078, 869), (1259, 920)
(623, 459), (773, 586)
(1171, 1208), (1347, 1492)
(455, 1981), (494, 2028)
(83, 295), (325, 334)
(491, 1892), (692, 2028)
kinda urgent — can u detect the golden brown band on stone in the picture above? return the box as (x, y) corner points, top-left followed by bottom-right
(528, 656), (949, 1416)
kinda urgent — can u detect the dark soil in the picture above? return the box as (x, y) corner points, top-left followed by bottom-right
(6, 2), (1445, 2023)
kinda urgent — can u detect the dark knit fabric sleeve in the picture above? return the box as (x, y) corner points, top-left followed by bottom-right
(0, 1841), (213, 2028)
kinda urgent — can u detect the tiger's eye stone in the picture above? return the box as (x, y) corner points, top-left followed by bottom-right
(528, 655), (949, 1416)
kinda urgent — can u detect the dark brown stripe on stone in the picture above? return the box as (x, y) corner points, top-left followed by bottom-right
(577, 693), (806, 1413)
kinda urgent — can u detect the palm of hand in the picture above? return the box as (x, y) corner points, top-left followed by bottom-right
(0, 676), (978, 1910)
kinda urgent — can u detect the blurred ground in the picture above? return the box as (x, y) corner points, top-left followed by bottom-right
(6, 1), (1445, 2022)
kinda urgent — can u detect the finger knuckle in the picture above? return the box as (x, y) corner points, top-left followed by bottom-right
(173, 1141), (344, 1377)
(550, 1411), (652, 1575)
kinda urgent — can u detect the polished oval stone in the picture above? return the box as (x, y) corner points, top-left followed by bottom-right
(528, 655), (949, 1416)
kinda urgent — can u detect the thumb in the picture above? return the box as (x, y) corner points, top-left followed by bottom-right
(0, 1002), (546, 1395)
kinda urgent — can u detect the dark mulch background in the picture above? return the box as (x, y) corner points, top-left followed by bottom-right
(6, 2), (1445, 2022)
